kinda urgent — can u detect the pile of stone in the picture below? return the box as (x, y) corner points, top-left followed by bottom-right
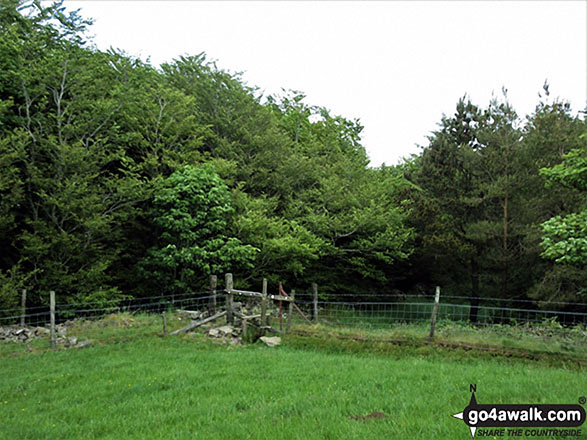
(57, 336), (92, 348)
(0, 325), (50, 342)
(0, 323), (91, 348)
(205, 325), (280, 347)
(207, 325), (242, 346)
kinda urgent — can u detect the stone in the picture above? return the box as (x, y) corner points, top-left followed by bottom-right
(215, 325), (235, 336)
(178, 310), (202, 320)
(259, 336), (281, 347)
(66, 337), (78, 346)
(232, 302), (242, 311)
(76, 340), (92, 349)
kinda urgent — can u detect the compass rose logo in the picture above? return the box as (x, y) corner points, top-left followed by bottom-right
(452, 390), (481, 439)
(452, 385), (586, 439)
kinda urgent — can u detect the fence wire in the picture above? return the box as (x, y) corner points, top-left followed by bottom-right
(1, 289), (586, 357)
(292, 291), (587, 329)
(295, 300), (587, 328)
(2, 290), (587, 328)
(0, 291), (217, 327)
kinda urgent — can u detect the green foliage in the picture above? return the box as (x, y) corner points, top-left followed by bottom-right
(408, 93), (587, 308)
(541, 210), (587, 265)
(232, 190), (324, 278)
(140, 165), (257, 295)
(0, 0), (145, 305)
(540, 145), (587, 266)
(541, 147), (587, 191)
(0, 0), (585, 314)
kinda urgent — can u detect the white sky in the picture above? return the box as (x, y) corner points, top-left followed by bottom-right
(66, 1), (587, 167)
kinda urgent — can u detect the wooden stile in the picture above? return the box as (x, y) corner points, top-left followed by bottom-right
(170, 311), (226, 335)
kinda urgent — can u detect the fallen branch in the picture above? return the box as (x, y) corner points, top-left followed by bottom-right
(170, 311), (226, 335)
(259, 325), (281, 334)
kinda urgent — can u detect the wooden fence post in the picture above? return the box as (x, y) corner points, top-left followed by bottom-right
(428, 286), (441, 344)
(286, 289), (295, 332)
(225, 273), (233, 325)
(312, 283), (318, 323)
(241, 316), (248, 339)
(50, 290), (56, 349)
(260, 278), (268, 329)
(279, 283), (283, 332)
(208, 275), (217, 316)
(20, 289), (26, 327)
(162, 312), (168, 336)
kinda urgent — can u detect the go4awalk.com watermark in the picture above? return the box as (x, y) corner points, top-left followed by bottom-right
(452, 385), (586, 438)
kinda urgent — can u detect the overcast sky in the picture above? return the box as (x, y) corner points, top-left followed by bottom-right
(66, 1), (586, 167)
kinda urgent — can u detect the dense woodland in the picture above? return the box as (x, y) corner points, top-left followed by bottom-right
(0, 1), (585, 319)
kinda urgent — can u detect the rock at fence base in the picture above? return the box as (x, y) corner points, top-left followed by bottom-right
(65, 337), (78, 347)
(232, 302), (242, 312)
(120, 317), (135, 328)
(259, 336), (281, 347)
(35, 327), (50, 336)
(215, 325), (235, 336)
(178, 310), (203, 320)
(208, 325), (239, 339)
(76, 340), (92, 349)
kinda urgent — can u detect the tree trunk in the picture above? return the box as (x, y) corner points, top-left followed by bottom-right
(502, 192), (509, 298)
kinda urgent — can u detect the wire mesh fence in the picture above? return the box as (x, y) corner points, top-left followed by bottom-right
(0, 291), (231, 355)
(0, 291), (226, 327)
(293, 292), (587, 329)
(1, 285), (586, 356)
(3, 290), (587, 327)
(2, 289), (586, 329)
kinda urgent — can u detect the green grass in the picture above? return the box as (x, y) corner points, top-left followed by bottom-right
(1, 321), (586, 439)
(0, 312), (187, 356)
(284, 313), (587, 365)
(287, 315), (587, 363)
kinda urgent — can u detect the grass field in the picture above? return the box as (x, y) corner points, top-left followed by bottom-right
(1, 317), (586, 439)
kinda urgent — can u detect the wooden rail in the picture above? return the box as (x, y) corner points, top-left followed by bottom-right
(226, 288), (293, 302)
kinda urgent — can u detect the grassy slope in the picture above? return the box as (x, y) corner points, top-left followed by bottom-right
(1, 334), (586, 440)
(287, 324), (587, 367)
